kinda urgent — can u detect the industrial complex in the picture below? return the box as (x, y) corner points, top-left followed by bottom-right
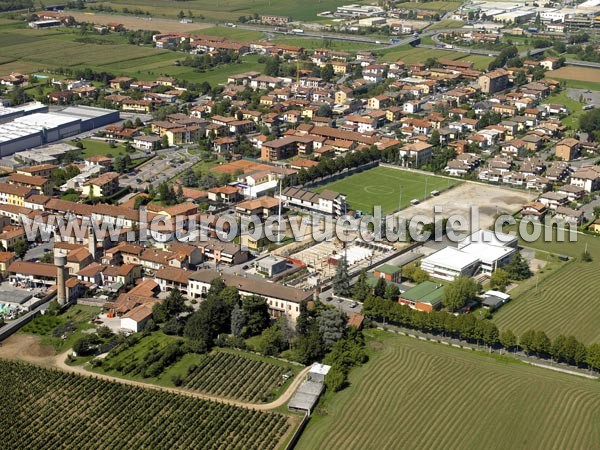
(0, 102), (119, 157)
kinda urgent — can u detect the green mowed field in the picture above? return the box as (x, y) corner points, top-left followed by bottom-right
(100, 0), (368, 21)
(297, 330), (600, 450)
(314, 166), (458, 215)
(493, 222), (600, 344)
(272, 37), (382, 52)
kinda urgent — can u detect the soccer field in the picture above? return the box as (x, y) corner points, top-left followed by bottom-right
(314, 166), (459, 215)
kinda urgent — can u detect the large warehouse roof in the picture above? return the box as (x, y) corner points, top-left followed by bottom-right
(0, 113), (79, 143)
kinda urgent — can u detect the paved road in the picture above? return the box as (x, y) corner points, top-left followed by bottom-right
(24, 239), (54, 261)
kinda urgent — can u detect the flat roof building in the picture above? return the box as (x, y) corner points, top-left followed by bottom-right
(421, 247), (480, 281)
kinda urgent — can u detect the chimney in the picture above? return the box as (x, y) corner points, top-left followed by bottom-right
(54, 254), (67, 306)
(88, 226), (96, 261)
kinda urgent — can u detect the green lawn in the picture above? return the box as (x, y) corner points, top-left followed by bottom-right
(492, 222), (600, 344)
(297, 329), (600, 450)
(314, 166), (459, 215)
(544, 89), (584, 129)
(74, 139), (129, 159)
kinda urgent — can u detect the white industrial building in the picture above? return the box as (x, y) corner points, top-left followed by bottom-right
(0, 106), (119, 157)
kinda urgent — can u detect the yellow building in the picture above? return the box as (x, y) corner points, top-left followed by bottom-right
(82, 172), (120, 198)
(0, 183), (34, 206)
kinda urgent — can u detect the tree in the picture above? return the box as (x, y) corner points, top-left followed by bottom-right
(321, 63), (334, 82)
(184, 294), (230, 348)
(564, 335), (586, 366)
(373, 277), (387, 298)
(73, 334), (101, 356)
(490, 268), (510, 292)
(264, 57), (280, 77)
(230, 304), (247, 337)
(161, 134), (169, 149)
(442, 276), (478, 312)
(317, 309), (346, 351)
(587, 343), (600, 371)
(325, 363), (347, 392)
(519, 329), (537, 354)
(13, 240), (28, 260)
(177, 10), (185, 19)
(500, 329), (517, 351)
(255, 324), (285, 356)
(242, 296), (270, 337)
(317, 103), (332, 117)
(332, 256), (351, 297)
(579, 107), (600, 141)
(581, 249), (593, 262)
(384, 283), (400, 301)
(505, 251), (532, 281)
(428, 129), (440, 146)
(352, 270), (370, 301)
(153, 289), (187, 323)
(533, 331), (551, 356)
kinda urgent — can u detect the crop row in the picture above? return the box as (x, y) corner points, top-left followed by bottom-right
(183, 351), (288, 402)
(0, 360), (289, 450)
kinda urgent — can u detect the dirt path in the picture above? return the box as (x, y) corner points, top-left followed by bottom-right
(0, 334), (310, 411)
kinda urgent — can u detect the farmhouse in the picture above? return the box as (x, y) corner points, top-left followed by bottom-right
(187, 270), (313, 322)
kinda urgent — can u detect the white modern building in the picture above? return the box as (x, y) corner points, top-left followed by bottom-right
(459, 243), (516, 274)
(420, 247), (480, 281)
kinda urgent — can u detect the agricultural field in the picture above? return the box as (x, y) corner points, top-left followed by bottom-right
(297, 330), (600, 450)
(0, 24), (265, 86)
(314, 166), (458, 215)
(272, 37), (382, 52)
(549, 67), (600, 89)
(181, 350), (295, 402)
(92, 332), (298, 402)
(412, 0), (463, 12)
(426, 19), (465, 30)
(493, 222), (600, 345)
(378, 45), (493, 70)
(0, 360), (291, 450)
(92, 0), (369, 22)
(67, 11), (214, 33)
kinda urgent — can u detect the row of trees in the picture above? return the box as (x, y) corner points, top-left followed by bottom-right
(296, 145), (396, 186)
(363, 296), (600, 371)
